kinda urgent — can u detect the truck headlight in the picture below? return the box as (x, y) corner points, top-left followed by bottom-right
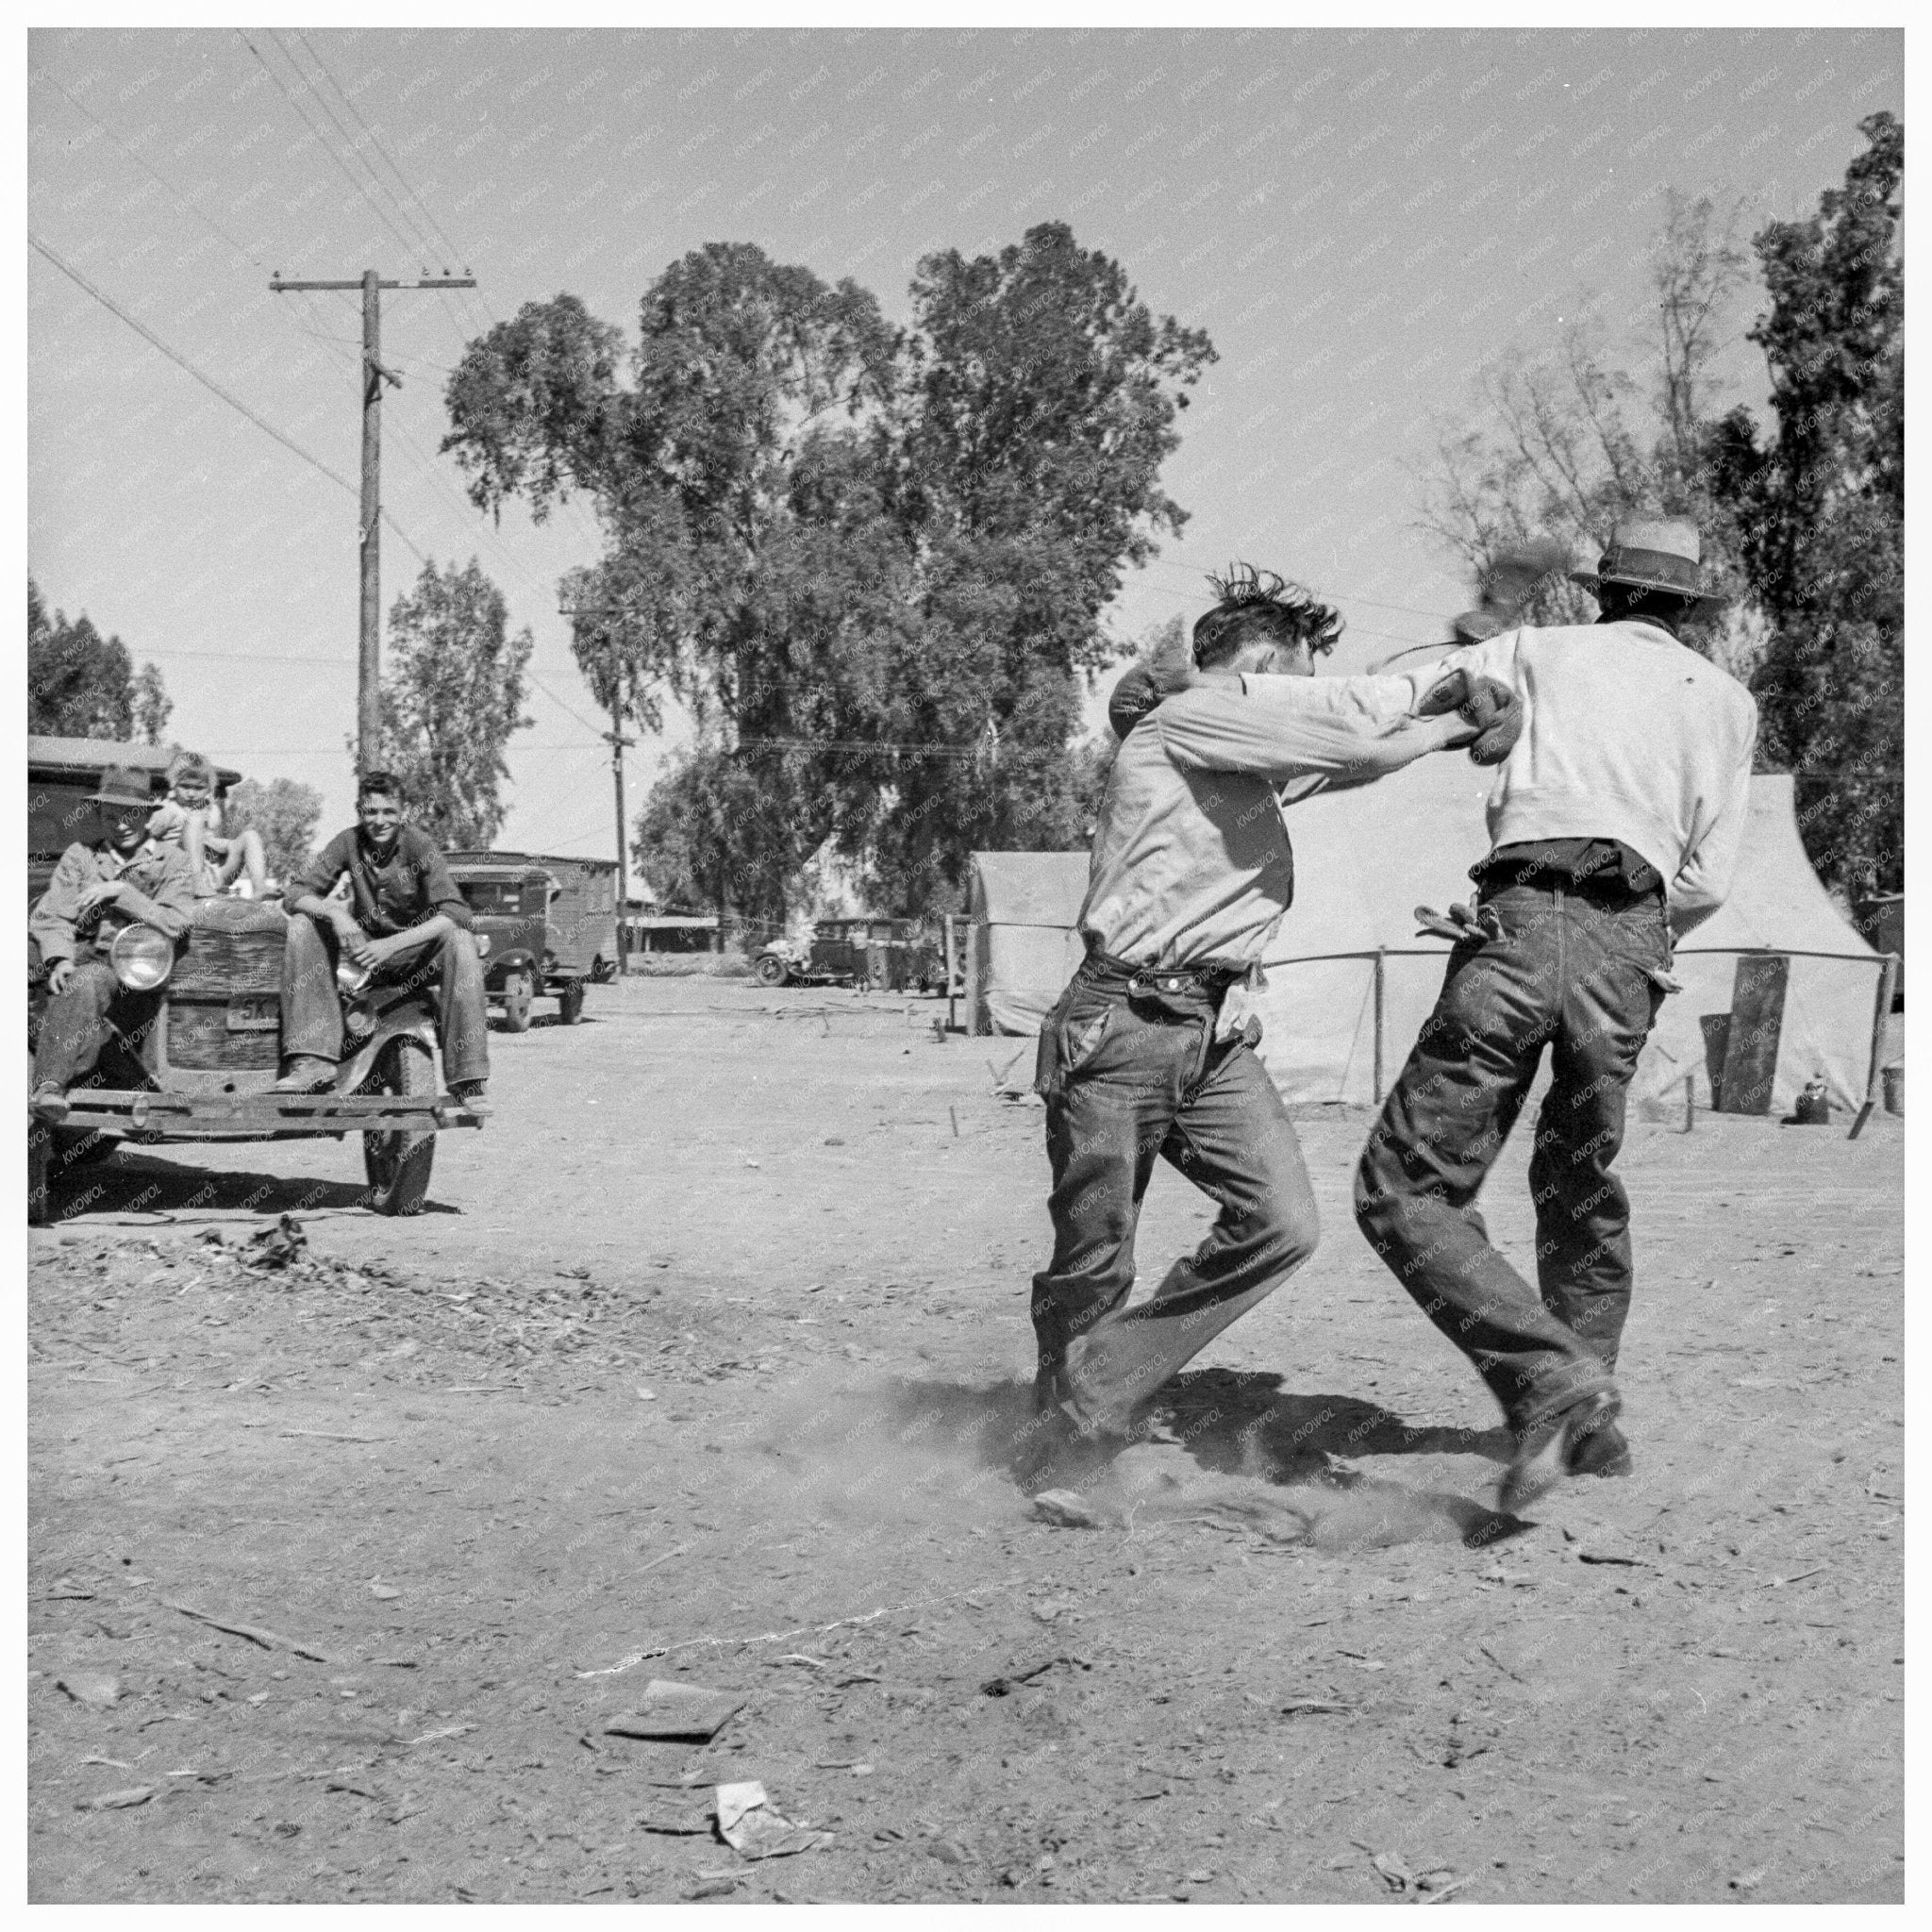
(109, 924), (175, 991)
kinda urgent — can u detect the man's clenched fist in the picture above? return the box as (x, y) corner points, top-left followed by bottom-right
(1419, 668), (1524, 766)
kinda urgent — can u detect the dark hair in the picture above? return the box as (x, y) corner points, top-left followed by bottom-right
(358, 769), (404, 803)
(1192, 563), (1343, 668)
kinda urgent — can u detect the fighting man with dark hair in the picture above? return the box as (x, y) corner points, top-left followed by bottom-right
(1352, 518), (1757, 1510)
(1033, 565), (1518, 1440)
(275, 769), (491, 1108)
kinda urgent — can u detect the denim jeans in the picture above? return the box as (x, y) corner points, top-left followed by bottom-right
(33, 958), (163, 1090)
(281, 915), (491, 1086)
(1354, 878), (1671, 1434)
(1031, 958), (1319, 1419)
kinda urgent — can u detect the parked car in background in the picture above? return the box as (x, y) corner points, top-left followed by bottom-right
(27, 737), (482, 1222)
(445, 851), (619, 1028)
(753, 917), (944, 992)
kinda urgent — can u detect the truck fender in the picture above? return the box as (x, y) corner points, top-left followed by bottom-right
(339, 1014), (439, 1094)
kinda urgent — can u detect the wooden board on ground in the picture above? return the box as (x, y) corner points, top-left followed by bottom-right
(1719, 954), (1790, 1114)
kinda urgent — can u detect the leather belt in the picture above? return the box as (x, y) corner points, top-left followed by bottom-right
(1081, 947), (1242, 999)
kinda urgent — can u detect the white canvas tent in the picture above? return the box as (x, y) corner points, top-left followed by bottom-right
(967, 769), (1888, 1114)
(965, 850), (1090, 1036)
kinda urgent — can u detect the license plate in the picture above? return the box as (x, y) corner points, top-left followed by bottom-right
(225, 995), (278, 1032)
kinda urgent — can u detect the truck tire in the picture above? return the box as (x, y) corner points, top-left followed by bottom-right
(362, 1036), (436, 1217)
(558, 979), (586, 1025)
(500, 971), (534, 1032)
(754, 953), (789, 988)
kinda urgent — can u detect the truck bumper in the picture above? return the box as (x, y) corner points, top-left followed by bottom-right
(27, 1088), (485, 1141)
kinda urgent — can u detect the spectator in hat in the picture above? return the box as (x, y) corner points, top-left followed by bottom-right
(29, 764), (198, 1109)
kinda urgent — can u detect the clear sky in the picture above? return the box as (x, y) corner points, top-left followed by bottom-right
(26, 25), (1903, 880)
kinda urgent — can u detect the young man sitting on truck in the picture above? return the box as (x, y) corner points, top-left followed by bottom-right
(275, 769), (491, 1108)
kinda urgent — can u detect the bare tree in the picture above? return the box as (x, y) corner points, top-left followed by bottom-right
(1654, 191), (1752, 487)
(1419, 191), (1754, 634)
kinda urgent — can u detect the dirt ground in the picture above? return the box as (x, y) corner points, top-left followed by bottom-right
(28, 974), (1906, 1905)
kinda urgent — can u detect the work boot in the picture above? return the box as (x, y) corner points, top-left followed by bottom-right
(450, 1077), (491, 1116)
(1498, 1390), (1624, 1514)
(1571, 1416), (1633, 1479)
(274, 1056), (336, 1094)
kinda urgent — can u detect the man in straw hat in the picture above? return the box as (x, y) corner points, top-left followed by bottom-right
(1351, 516), (1758, 1511)
(29, 764), (199, 1111)
(1032, 565), (1522, 1443)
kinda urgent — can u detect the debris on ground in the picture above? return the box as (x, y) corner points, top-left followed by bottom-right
(1355, 1842), (1472, 1900)
(979, 1656), (1091, 1697)
(75, 1787), (154, 1811)
(242, 1215), (308, 1271)
(714, 1780), (827, 1859)
(604, 1679), (743, 1742)
(162, 1598), (330, 1661)
(1032, 1489), (1103, 1529)
(56, 1671), (120, 1707)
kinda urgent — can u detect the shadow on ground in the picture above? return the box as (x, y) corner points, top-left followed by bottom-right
(37, 1146), (456, 1221)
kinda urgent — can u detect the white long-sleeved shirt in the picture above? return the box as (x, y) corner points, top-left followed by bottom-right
(1077, 673), (1461, 969)
(1248, 620), (1758, 925)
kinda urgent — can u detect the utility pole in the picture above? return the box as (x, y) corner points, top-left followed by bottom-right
(558, 603), (639, 973)
(604, 665), (635, 973)
(269, 269), (476, 768)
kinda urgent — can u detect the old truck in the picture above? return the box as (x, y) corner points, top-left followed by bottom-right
(27, 737), (483, 1224)
(443, 850), (619, 1029)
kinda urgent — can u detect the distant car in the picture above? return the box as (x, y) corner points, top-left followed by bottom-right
(445, 852), (619, 1029)
(752, 934), (812, 988)
(754, 918), (943, 992)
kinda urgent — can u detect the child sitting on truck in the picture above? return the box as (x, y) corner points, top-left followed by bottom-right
(147, 752), (271, 899)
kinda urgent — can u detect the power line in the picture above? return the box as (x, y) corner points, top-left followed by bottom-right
(28, 64), (368, 358)
(30, 233), (433, 571)
(33, 66), (286, 286)
(295, 30), (470, 274)
(32, 232), (350, 496)
(238, 30), (420, 266)
(288, 30), (495, 356)
(275, 29), (443, 271)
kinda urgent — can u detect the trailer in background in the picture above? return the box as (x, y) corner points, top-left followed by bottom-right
(445, 851), (619, 1028)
